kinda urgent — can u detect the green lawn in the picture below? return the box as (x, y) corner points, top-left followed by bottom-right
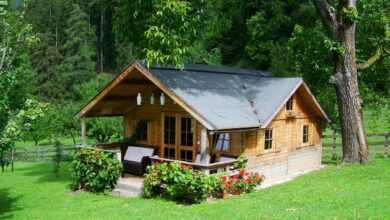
(1, 159), (390, 220)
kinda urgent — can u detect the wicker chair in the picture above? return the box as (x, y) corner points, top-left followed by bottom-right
(122, 146), (156, 176)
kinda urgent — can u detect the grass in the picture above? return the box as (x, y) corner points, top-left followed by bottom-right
(1, 159), (390, 219)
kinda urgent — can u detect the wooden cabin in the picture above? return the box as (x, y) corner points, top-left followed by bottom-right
(76, 61), (329, 181)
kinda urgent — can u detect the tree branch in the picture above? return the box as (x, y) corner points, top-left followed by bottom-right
(313, 0), (339, 38)
(357, 46), (387, 70)
(0, 48), (6, 71)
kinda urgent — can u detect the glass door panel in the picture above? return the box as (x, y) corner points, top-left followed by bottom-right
(179, 116), (195, 162)
(163, 115), (176, 159)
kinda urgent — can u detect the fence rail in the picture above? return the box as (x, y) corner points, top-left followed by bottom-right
(9, 131), (390, 163)
(13, 145), (77, 162)
(322, 131), (389, 161)
(323, 132), (390, 139)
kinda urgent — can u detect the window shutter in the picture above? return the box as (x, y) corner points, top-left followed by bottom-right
(274, 127), (281, 152)
(231, 132), (243, 155)
(257, 130), (265, 155)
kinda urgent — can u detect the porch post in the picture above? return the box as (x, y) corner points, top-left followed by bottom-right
(200, 128), (210, 166)
(80, 117), (87, 146)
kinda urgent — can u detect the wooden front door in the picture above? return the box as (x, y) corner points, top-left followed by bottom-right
(162, 113), (196, 162)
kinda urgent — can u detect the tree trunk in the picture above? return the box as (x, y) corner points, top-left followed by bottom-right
(99, 6), (105, 73)
(332, 23), (368, 163)
(314, 0), (368, 163)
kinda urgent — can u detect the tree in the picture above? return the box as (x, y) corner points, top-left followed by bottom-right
(113, 0), (207, 68)
(31, 33), (64, 100)
(26, 0), (69, 101)
(0, 7), (37, 169)
(143, 0), (204, 67)
(15, 99), (50, 146)
(89, 0), (117, 73)
(313, 0), (373, 163)
(59, 3), (96, 99)
(0, 99), (47, 171)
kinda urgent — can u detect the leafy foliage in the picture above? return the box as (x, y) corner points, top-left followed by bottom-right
(74, 74), (122, 143)
(143, 162), (215, 203)
(87, 118), (121, 143)
(0, 99), (47, 171)
(59, 3), (96, 99)
(14, 99), (50, 146)
(143, 162), (264, 203)
(143, 0), (204, 67)
(71, 148), (122, 192)
(342, 7), (359, 24)
(0, 10), (38, 133)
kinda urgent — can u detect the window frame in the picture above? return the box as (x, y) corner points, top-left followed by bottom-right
(286, 96), (293, 111)
(302, 124), (309, 144)
(164, 147), (176, 159)
(137, 120), (149, 143)
(215, 133), (231, 152)
(180, 117), (194, 147)
(180, 149), (193, 162)
(264, 128), (273, 150)
(164, 116), (176, 146)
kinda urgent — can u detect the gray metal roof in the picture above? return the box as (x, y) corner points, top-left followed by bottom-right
(149, 65), (303, 130)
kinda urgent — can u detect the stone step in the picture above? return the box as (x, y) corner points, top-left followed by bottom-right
(112, 177), (143, 198)
(116, 181), (142, 192)
(112, 188), (141, 198)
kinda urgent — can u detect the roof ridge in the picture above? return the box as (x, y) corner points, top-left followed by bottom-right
(150, 64), (269, 77)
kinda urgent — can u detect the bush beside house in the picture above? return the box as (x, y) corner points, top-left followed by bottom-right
(143, 162), (264, 204)
(71, 148), (122, 192)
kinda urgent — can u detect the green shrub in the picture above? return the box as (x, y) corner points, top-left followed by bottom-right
(143, 162), (213, 204)
(143, 162), (264, 203)
(208, 174), (225, 198)
(232, 155), (247, 170)
(71, 148), (122, 192)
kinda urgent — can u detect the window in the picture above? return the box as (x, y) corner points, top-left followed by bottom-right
(264, 129), (273, 150)
(180, 117), (193, 146)
(137, 120), (148, 142)
(164, 147), (176, 159)
(286, 96), (293, 110)
(164, 116), (176, 145)
(180, 150), (193, 162)
(303, 125), (309, 143)
(215, 133), (230, 151)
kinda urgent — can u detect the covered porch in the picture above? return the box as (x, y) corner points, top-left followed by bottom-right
(76, 64), (243, 176)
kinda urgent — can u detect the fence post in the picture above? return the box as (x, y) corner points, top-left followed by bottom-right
(332, 130), (337, 160)
(11, 148), (14, 172)
(35, 147), (38, 162)
(385, 133), (389, 157)
(53, 140), (63, 177)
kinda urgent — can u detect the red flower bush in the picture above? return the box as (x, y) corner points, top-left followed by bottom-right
(219, 169), (264, 195)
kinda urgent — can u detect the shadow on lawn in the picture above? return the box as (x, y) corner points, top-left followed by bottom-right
(15, 162), (71, 184)
(0, 188), (22, 219)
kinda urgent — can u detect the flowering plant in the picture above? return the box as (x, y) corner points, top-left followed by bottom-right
(220, 170), (264, 195)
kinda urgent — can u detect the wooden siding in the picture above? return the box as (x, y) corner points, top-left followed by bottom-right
(243, 89), (322, 167)
(123, 87), (191, 156)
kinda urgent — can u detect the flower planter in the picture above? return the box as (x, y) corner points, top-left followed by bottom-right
(232, 190), (241, 195)
(222, 192), (229, 199)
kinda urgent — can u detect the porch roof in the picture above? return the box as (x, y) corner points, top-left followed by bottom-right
(76, 61), (329, 130)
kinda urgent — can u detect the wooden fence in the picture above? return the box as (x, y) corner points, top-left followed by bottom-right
(10, 131), (390, 163)
(322, 131), (389, 160)
(13, 145), (77, 162)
